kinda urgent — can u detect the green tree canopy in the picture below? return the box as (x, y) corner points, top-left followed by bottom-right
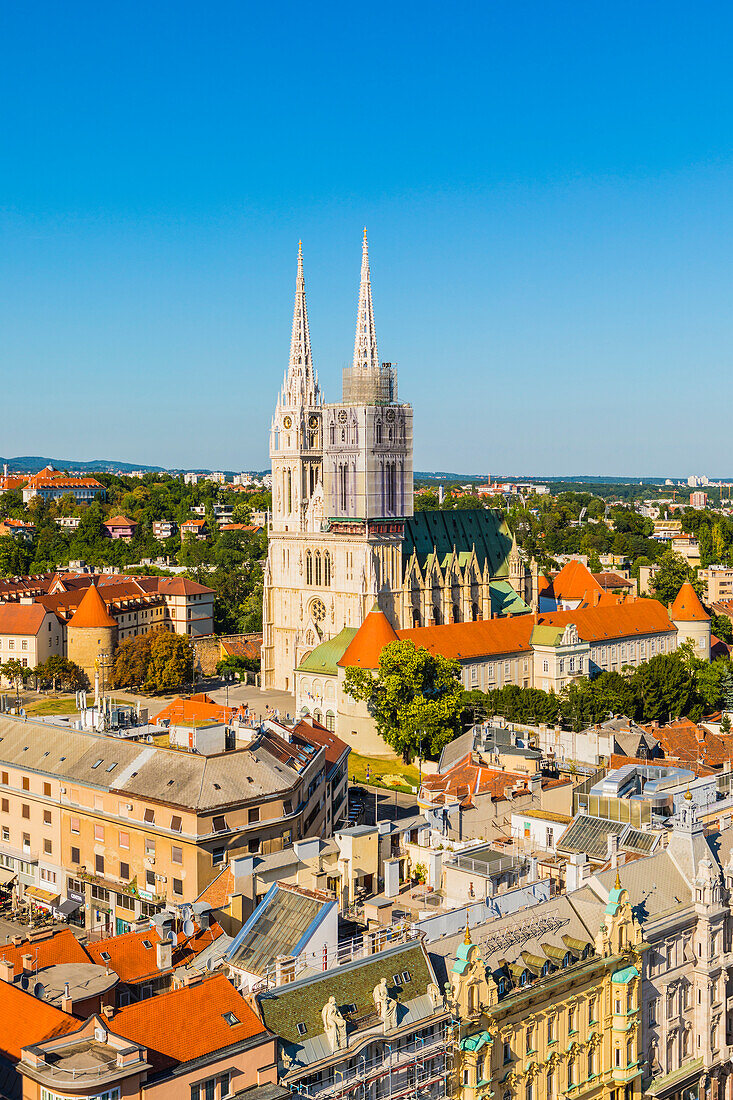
(343, 639), (464, 761)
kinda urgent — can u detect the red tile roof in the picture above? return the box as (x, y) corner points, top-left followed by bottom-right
(151, 693), (244, 727)
(0, 980), (77, 1061)
(85, 922), (224, 984)
(421, 755), (529, 808)
(550, 559), (603, 600)
(0, 603), (51, 635)
(294, 718), (349, 769)
(337, 604), (398, 668)
(104, 515), (137, 528)
(196, 866), (235, 910)
(398, 616), (535, 660)
(670, 581), (710, 622)
(111, 973), (268, 1071)
(0, 929), (90, 975)
(220, 634), (262, 660)
(642, 717), (733, 770)
(67, 582), (117, 629)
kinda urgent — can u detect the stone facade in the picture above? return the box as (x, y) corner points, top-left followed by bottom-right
(262, 236), (534, 691)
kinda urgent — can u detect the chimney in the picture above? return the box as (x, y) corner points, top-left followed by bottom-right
(102, 1004), (115, 1020)
(156, 940), (173, 971)
(61, 987), (74, 1014)
(607, 832), (620, 869)
(21, 953), (34, 976)
(0, 958), (14, 983)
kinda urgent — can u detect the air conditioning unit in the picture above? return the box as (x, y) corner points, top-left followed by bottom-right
(156, 874), (167, 884)
(145, 857), (155, 867)
(127, 804), (133, 811)
(59, 787), (66, 794)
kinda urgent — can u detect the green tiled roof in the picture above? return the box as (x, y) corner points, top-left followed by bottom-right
(402, 510), (513, 578)
(611, 965), (639, 983)
(258, 942), (432, 1044)
(490, 581), (531, 617)
(297, 627), (358, 675)
(530, 624), (565, 647)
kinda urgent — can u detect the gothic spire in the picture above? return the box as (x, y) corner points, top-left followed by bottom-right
(353, 228), (380, 374)
(283, 241), (319, 406)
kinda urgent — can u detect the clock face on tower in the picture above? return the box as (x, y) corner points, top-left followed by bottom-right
(283, 415), (293, 429)
(308, 414), (320, 430)
(338, 409), (348, 423)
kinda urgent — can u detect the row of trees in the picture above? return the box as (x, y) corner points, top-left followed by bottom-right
(344, 639), (733, 761)
(1, 656), (86, 694)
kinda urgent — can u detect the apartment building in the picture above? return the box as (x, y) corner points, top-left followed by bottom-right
(700, 566), (733, 603)
(0, 714), (328, 935)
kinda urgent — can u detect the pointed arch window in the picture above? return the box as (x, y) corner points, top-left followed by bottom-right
(306, 551), (313, 585)
(324, 551), (331, 587)
(315, 551), (322, 586)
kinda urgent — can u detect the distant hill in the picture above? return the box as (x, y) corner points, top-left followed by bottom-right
(0, 456), (166, 474)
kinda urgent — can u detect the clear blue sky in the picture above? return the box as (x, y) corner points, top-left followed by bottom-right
(2, 1), (732, 476)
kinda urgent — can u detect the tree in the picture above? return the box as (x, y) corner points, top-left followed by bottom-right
(39, 656), (86, 691)
(145, 630), (193, 692)
(633, 652), (695, 723)
(721, 713), (731, 734)
(343, 639), (464, 761)
(712, 614), (733, 644)
(1, 659), (26, 696)
(650, 551), (697, 605)
(112, 632), (154, 689)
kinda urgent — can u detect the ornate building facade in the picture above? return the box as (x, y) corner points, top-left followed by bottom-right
(261, 234), (534, 691)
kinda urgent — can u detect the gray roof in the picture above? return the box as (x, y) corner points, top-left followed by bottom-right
(438, 730), (474, 773)
(557, 814), (661, 860)
(0, 715), (312, 812)
(227, 884), (335, 977)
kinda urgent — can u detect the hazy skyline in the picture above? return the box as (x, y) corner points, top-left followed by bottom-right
(2, 2), (733, 476)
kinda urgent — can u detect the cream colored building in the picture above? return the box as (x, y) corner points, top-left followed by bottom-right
(700, 566), (733, 603)
(0, 603), (64, 682)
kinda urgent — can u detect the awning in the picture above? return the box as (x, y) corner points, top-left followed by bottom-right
(57, 898), (82, 917)
(24, 886), (60, 907)
(0, 868), (17, 886)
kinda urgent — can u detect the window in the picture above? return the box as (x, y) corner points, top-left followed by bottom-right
(43, 782), (51, 797)
(526, 1026), (533, 1053)
(144, 808), (155, 824)
(567, 1059), (575, 1086)
(95, 854), (104, 874)
(94, 825), (104, 842)
(248, 807), (259, 824)
(70, 817), (80, 834)
(546, 1072), (553, 1098)
(119, 830), (129, 849)
(296, 1022), (308, 1037)
(212, 815), (227, 833)
(172, 845), (183, 864)
(91, 884), (109, 902)
(117, 891), (134, 911)
(588, 998), (596, 1024)
(212, 847), (225, 866)
(0, 799), (7, 814)
(43, 839), (52, 854)
(171, 815), (182, 832)
(145, 838), (155, 857)
(503, 1041), (511, 1064)
(543, 659), (549, 673)
(120, 861), (130, 880)
(568, 1007), (575, 1032)
(172, 877), (183, 895)
(22, 778), (29, 791)
(0, 772), (7, 786)
(70, 846), (80, 865)
(146, 870), (155, 887)
(2, 828), (8, 842)
(248, 838), (260, 854)
(43, 810), (52, 825)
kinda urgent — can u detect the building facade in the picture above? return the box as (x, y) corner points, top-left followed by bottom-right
(262, 237), (535, 691)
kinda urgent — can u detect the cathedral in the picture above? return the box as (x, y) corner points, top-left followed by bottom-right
(261, 233), (537, 691)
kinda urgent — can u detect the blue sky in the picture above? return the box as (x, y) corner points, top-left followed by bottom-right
(1, 1), (732, 476)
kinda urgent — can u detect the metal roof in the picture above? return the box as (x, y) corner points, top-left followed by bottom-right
(227, 884), (335, 977)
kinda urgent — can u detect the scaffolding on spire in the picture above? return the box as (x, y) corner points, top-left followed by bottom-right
(342, 229), (397, 405)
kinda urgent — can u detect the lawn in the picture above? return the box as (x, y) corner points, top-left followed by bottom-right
(24, 696), (78, 717)
(348, 751), (422, 794)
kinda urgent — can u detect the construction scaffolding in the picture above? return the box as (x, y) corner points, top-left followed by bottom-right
(480, 910), (570, 956)
(342, 362), (398, 406)
(292, 1019), (456, 1100)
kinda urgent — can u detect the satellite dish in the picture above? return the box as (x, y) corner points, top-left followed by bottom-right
(20, 975), (29, 991)
(168, 929), (177, 943)
(33, 982), (45, 1000)
(183, 919), (195, 937)
(206, 956), (218, 970)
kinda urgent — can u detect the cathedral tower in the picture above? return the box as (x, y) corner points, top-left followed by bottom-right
(262, 234), (413, 694)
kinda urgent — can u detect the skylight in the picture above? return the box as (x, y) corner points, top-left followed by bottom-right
(142, 940), (153, 950)
(296, 1022), (307, 1036)
(92, 759), (103, 769)
(223, 1011), (240, 1026)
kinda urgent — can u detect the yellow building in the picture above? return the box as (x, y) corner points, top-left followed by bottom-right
(449, 877), (644, 1100)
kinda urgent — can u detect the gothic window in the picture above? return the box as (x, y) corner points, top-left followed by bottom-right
(375, 422), (382, 445)
(287, 469), (292, 513)
(453, 605), (461, 624)
(472, 602), (479, 621)
(306, 551), (313, 585)
(315, 551), (322, 586)
(324, 552), (331, 587)
(330, 425), (335, 444)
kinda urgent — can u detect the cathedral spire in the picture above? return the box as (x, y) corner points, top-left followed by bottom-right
(283, 241), (319, 406)
(353, 228), (380, 374)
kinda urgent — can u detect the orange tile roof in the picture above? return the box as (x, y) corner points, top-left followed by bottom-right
(337, 604), (399, 668)
(0, 603), (51, 635)
(536, 597), (674, 643)
(670, 581), (710, 622)
(67, 581), (117, 629)
(421, 756), (528, 807)
(294, 718), (350, 769)
(196, 866), (235, 910)
(550, 559), (603, 600)
(0, 929), (90, 975)
(104, 515), (137, 527)
(397, 615), (535, 660)
(86, 922), (224, 983)
(111, 973), (268, 1071)
(0, 979), (78, 1061)
(151, 694), (243, 727)
(220, 635), (262, 660)
(642, 717), (733, 770)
